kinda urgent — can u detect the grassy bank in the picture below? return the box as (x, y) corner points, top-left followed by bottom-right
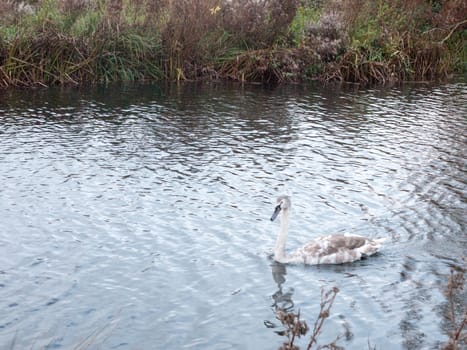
(0, 0), (465, 87)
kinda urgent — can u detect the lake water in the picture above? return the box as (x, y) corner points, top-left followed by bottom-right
(0, 81), (466, 350)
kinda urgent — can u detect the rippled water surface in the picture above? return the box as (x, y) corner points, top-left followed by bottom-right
(0, 82), (466, 349)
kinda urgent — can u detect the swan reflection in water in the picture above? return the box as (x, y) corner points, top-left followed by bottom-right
(264, 262), (295, 332)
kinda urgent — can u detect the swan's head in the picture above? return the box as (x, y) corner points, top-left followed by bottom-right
(270, 195), (291, 221)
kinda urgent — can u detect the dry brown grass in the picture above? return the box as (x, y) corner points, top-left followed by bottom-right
(219, 46), (316, 83)
(320, 0), (465, 84)
(159, 0), (299, 80)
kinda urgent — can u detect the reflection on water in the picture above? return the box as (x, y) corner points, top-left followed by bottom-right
(271, 263), (295, 314)
(264, 262), (295, 335)
(0, 81), (466, 349)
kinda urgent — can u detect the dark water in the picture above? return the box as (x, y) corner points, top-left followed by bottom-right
(0, 81), (466, 349)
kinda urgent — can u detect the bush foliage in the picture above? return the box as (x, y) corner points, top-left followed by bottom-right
(0, 0), (465, 87)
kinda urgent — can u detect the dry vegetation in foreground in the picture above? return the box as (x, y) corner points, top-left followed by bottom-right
(442, 267), (467, 350)
(274, 263), (466, 350)
(0, 0), (465, 87)
(275, 286), (341, 350)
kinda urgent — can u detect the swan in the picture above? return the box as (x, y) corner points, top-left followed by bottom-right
(270, 195), (386, 265)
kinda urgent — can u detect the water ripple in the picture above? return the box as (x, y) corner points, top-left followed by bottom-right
(0, 82), (466, 349)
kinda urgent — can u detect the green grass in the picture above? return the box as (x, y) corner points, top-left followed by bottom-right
(287, 5), (322, 46)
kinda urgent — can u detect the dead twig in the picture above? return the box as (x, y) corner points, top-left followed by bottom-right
(440, 19), (467, 44)
(443, 266), (467, 350)
(306, 287), (340, 350)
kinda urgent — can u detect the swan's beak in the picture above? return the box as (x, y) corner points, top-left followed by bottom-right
(270, 205), (281, 221)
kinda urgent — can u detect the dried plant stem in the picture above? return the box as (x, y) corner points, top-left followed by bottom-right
(275, 286), (340, 350)
(306, 287), (339, 350)
(440, 19), (467, 44)
(443, 267), (467, 350)
(453, 311), (467, 342)
(276, 308), (309, 350)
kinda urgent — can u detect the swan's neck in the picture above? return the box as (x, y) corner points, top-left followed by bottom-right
(274, 208), (290, 262)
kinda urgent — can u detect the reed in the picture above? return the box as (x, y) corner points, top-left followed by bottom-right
(0, 0), (465, 87)
(320, 0), (466, 84)
(0, 0), (163, 87)
(219, 46), (318, 83)
(0, 27), (162, 87)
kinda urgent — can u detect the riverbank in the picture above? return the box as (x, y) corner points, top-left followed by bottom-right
(0, 0), (465, 88)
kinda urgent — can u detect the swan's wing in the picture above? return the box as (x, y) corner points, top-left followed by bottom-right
(294, 234), (380, 264)
(303, 235), (367, 255)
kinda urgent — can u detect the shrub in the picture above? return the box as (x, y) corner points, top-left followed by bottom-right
(304, 10), (347, 62)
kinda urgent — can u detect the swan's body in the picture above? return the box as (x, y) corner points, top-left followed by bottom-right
(270, 195), (385, 265)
